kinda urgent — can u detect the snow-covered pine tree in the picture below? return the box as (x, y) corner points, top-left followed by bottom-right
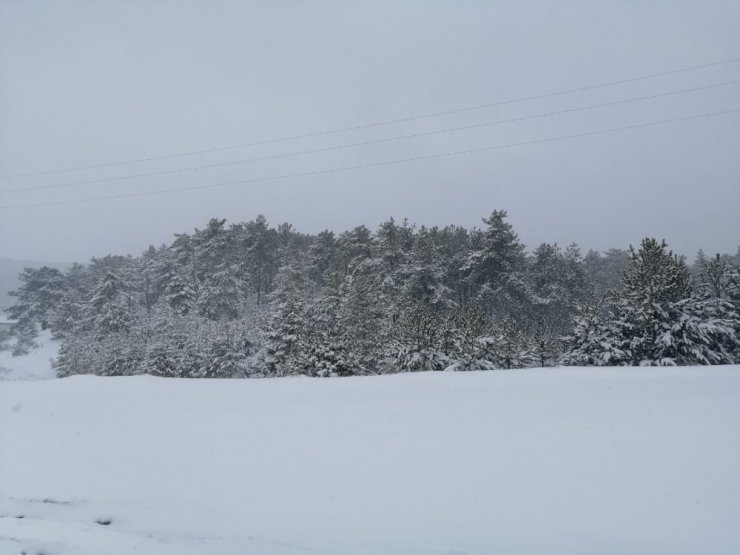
(160, 234), (199, 315)
(199, 321), (253, 378)
(263, 254), (311, 376)
(88, 272), (134, 338)
(189, 218), (247, 320)
(308, 230), (343, 289)
(52, 263), (91, 338)
(529, 243), (566, 317)
(443, 305), (497, 371)
(463, 210), (530, 323)
(301, 281), (353, 377)
(562, 294), (626, 366)
(54, 334), (94, 377)
(680, 253), (740, 363)
(389, 228), (455, 372)
(488, 316), (532, 369)
(697, 253), (740, 302)
(164, 271), (197, 316)
(84, 270), (148, 375)
(243, 215), (278, 306)
(430, 224), (472, 305)
(195, 264), (245, 321)
(652, 296), (738, 365)
(6, 266), (68, 348)
(613, 238), (693, 365)
(337, 225), (374, 273)
(391, 301), (449, 371)
(337, 257), (391, 374)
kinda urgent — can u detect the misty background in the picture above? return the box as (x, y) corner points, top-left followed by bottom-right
(1, 1), (739, 266)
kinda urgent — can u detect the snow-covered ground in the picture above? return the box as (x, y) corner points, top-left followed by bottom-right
(1, 365), (739, 554)
(0, 330), (58, 381)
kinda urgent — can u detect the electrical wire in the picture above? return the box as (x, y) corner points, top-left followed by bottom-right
(2, 108), (737, 210)
(1, 56), (739, 180)
(3, 78), (739, 194)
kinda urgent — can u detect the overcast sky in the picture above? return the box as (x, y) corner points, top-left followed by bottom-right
(0, 1), (738, 262)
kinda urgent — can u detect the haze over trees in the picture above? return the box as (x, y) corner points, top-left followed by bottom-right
(5, 212), (740, 377)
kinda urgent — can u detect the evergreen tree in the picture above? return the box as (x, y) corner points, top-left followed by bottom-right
(583, 248), (629, 293)
(614, 238), (692, 365)
(7, 212), (732, 377)
(443, 306), (498, 371)
(263, 254), (311, 376)
(562, 295), (626, 366)
(195, 264), (245, 321)
(463, 210), (528, 321)
(301, 285), (353, 377)
(53, 263), (90, 337)
(243, 215), (278, 305)
(88, 272), (134, 337)
(7, 266), (67, 338)
(337, 257), (390, 374)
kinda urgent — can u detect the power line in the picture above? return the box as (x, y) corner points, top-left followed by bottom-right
(4, 78), (739, 195)
(2, 108), (737, 210)
(1, 56), (739, 180)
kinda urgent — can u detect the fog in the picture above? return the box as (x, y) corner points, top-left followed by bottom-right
(1, 1), (738, 262)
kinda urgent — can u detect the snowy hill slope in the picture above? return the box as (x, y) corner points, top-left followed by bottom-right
(1, 367), (739, 554)
(0, 330), (58, 381)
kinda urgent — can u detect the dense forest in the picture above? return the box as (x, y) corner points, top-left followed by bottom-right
(4, 211), (740, 377)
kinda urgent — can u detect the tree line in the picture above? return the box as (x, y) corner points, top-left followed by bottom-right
(4, 211), (739, 377)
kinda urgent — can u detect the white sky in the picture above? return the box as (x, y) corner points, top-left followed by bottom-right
(1, 1), (739, 262)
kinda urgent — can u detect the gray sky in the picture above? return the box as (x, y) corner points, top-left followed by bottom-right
(1, 0), (738, 262)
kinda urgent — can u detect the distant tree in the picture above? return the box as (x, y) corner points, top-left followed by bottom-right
(529, 242), (587, 337)
(243, 215), (278, 305)
(88, 272), (134, 338)
(263, 254), (312, 376)
(53, 263), (90, 337)
(196, 264), (245, 321)
(463, 210), (528, 322)
(337, 225), (374, 272)
(301, 283), (353, 377)
(583, 248), (629, 293)
(337, 257), (390, 374)
(12, 212), (733, 377)
(6, 266), (67, 335)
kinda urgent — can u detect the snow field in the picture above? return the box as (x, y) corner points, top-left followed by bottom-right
(1, 366), (739, 554)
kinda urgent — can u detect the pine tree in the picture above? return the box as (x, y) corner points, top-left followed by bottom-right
(263, 255), (311, 376)
(200, 322), (253, 378)
(614, 238), (693, 365)
(444, 306), (497, 371)
(463, 210), (529, 322)
(6, 266), (68, 342)
(337, 257), (390, 374)
(562, 295), (626, 366)
(196, 264), (245, 321)
(164, 272), (197, 315)
(300, 280), (353, 377)
(583, 248), (629, 293)
(243, 215), (278, 305)
(337, 225), (374, 273)
(651, 296), (738, 365)
(89, 272), (134, 338)
(54, 335), (93, 377)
